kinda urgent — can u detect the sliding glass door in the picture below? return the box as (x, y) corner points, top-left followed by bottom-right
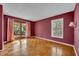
(13, 22), (26, 39)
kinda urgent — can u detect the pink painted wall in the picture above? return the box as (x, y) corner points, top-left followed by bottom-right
(0, 5), (3, 50)
(74, 3), (79, 55)
(35, 11), (74, 44)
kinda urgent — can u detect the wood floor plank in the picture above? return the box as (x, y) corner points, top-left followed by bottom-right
(0, 37), (75, 56)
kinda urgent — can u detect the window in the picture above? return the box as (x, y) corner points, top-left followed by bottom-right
(51, 18), (64, 38)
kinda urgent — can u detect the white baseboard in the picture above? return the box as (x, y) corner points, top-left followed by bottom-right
(34, 36), (78, 56)
(72, 46), (78, 56)
(35, 36), (73, 47)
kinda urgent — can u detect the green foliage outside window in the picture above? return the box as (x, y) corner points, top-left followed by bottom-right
(13, 22), (26, 35)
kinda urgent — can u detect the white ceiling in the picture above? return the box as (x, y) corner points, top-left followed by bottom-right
(2, 3), (76, 21)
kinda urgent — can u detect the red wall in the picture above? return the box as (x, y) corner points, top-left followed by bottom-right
(0, 5), (3, 50)
(35, 11), (74, 44)
(30, 22), (35, 36)
(74, 3), (79, 55)
(4, 15), (7, 42)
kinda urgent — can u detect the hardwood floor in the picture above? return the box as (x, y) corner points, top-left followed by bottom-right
(0, 37), (75, 56)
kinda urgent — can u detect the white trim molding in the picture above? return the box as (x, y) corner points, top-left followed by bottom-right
(72, 46), (78, 56)
(35, 36), (73, 47)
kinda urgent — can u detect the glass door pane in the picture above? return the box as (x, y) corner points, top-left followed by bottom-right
(13, 21), (26, 39)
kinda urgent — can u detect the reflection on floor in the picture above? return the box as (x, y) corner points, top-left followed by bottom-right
(0, 37), (75, 56)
